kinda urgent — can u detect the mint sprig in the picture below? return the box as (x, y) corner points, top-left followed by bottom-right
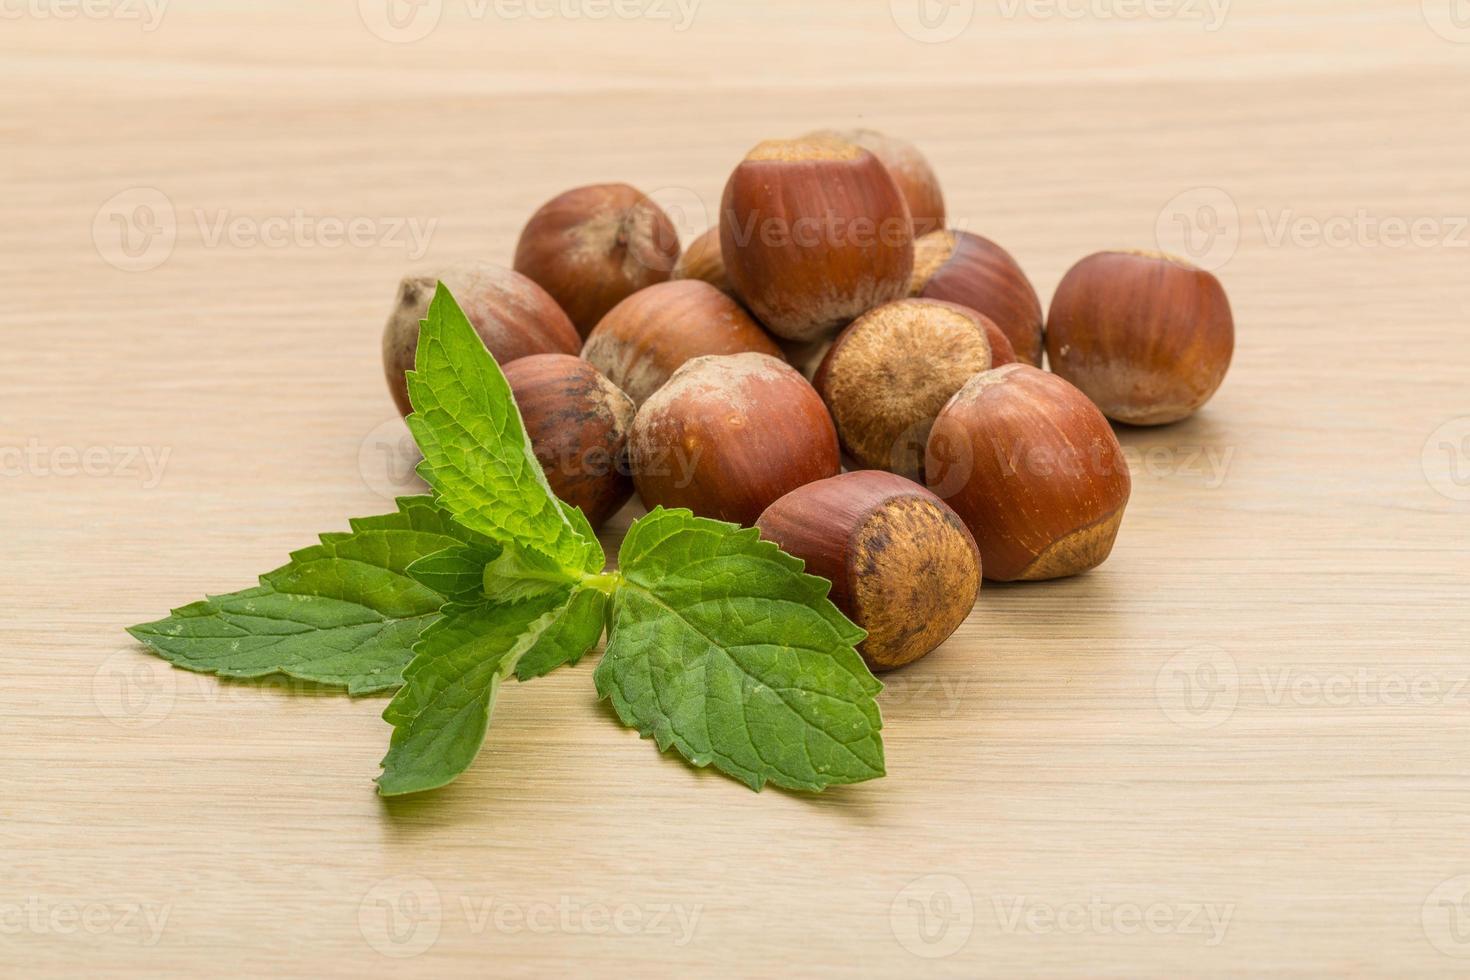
(127, 496), (492, 694)
(405, 284), (602, 576)
(596, 509), (884, 791)
(377, 587), (607, 796)
(127, 284), (886, 798)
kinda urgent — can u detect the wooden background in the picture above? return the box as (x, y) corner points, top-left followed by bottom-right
(5, 1), (1470, 975)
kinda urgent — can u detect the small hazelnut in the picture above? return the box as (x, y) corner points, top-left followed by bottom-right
(909, 230), (1046, 367)
(813, 299), (1001, 479)
(756, 471), (980, 672)
(513, 183), (681, 338)
(382, 262), (580, 417)
(806, 128), (946, 237)
(582, 279), (784, 406)
(1046, 250), (1234, 426)
(502, 354), (635, 530)
(629, 352), (840, 526)
(925, 364), (1131, 582)
(671, 228), (734, 296)
(720, 136), (915, 342)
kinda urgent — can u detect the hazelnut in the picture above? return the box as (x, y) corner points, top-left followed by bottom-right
(513, 183), (681, 338)
(812, 299), (1000, 479)
(629, 352), (840, 526)
(502, 354), (635, 530)
(909, 230), (1046, 367)
(720, 136), (914, 342)
(756, 471), (980, 672)
(948, 301), (1019, 366)
(382, 262), (580, 418)
(925, 364), (1131, 582)
(671, 228), (733, 296)
(1046, 250), (1234, 426)
(582, 279), (784, 406)
(806, 128), (946, 237)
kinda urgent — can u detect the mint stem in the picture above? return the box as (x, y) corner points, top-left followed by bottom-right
(579, 571), (622, 596)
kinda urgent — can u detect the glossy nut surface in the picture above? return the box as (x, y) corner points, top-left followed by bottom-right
(925, 364), (1131, 582)
(813, 299), (996, 479)
(502, 354), (635, 530)
(513, 183), (680, 338)
(806, 128), (946, 237)
(582, 279), (783, 406)
(629, 352), (840, 527)
(757, 471), (980, 672)
(382, 263), (580, 417)
(720, 136), (914, 342)
(909, 230), (1045, 367)
(1046, 250), (1235, 426)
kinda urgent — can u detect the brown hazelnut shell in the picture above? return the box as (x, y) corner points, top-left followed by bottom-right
(502, 354), (635, 530)
(813, 298), (996, 480)
(581, 279), (783, 406)
(910, 230), (1045, 367)
(925, 364), (1131, 582)
(1046, 250), (1234, 426)
(628, 352), (840, 527)
(382, 263), (580, 417)
(720, 137), (915, 342)
(513, 183), (681, 338)
(806, 128), (946, 237)
(756, 471), (981, 672)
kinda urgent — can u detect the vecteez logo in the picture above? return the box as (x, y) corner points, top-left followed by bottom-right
(358, 0), (702, 41)
(93, 187), (177, 273)
(1424, 0), (1470, 43)
(0, 0), (169, 31)
(92, 649), (178, 730)
(1424, 418), (1470, 502)
(891, 0), (976, 43)
(359, 876), (443, 957)
(1155, 645), (1239, 730)
(890, 874), (974, 959)
(1155, 187), (1241, 272)
(359, 0), (444, 43)
(1424, 876), (1470, 957)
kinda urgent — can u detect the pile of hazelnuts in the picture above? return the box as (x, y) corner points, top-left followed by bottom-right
(381, 129), (1235, 674)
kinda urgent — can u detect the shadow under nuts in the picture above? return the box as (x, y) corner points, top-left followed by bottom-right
(925, 364), (1132, 582)
(757, 471), (980, 672)
(582, 279), (783, 406)
(629, 352), (840, 527)
(1046, 250), (1234, 426)
(720, 136), (914, 342)
(382, 262), (580, 418)
(502, 354), (635, 530)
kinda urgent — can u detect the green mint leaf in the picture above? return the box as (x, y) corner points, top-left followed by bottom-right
(377, 587), (606, 796)
(593, 508), (885, 793)
(482, 544), (581, 602)
(404, 542), (500, 603)
(405, 283), (602, 575)
(127, 497), (483, 695)
(557, 500), (602, 555)
(515, 587), (608, 681)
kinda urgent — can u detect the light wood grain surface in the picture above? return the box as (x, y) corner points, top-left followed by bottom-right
(5, 1), (1470, 976)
